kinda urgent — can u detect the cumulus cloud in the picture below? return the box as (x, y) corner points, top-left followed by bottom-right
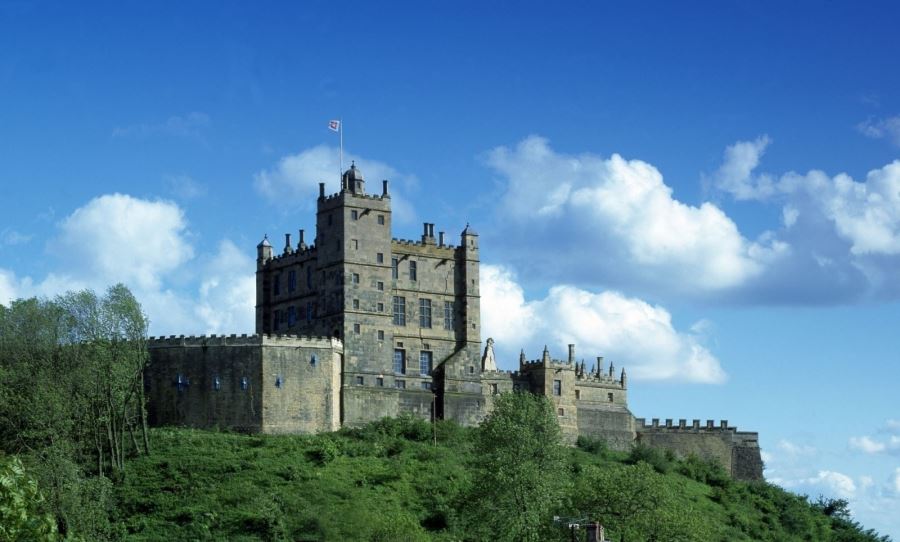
(192, 239), (256, 334)
(849, 420), (900, 456)
(254, 145), (417, 223)
(51, 194), (194, 291)
(711, 135), (775, 200)
(778, 470), (860, 500)
(777, 439), (817, 457)
(485, 136), (787, 296)
(480, 264), (725, 383)
(857, 115), (900, 147)
(0, 268), (20, 306)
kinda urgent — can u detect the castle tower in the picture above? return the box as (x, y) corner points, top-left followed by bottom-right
(315, 164), (396, 424)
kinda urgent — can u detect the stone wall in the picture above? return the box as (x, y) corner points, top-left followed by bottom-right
(146, 334), (342, 435)
(634, 418), (763, 481)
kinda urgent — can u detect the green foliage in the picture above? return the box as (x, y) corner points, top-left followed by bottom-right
(0, 285), (151, 540)
(626, 442), (675, 474)
(575, 434), (609, 458)
(0, 455), (58, 541)
(465, 392), (568, 542)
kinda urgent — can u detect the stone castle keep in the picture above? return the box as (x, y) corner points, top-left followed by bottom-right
(145, 162), (763, 481)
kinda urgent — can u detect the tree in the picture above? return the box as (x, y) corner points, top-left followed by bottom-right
(465, 392), (568, 542)
(0, 455), (58, 541)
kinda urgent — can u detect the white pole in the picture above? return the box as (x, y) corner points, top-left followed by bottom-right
(339, 118), (344, 181)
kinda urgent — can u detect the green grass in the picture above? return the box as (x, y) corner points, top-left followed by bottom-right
(111, 421), (890, 541)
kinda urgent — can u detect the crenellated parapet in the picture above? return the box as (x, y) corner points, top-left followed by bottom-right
(147, 333), (342, 350)
(636, 417), (741, 432)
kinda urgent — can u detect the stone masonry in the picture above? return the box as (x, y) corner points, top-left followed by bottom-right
(145, 162), (763, 481)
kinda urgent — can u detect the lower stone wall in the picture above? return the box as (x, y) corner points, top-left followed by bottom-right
(635, 419), (763, 481)
(576, 406), (636, 452)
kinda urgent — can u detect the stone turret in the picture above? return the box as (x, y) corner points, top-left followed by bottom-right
(257, 235), (272, 264)
(342, 161), (365, 194)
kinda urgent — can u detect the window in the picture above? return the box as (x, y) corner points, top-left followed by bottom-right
(378, 214), (385, 225)
(352, 273), (360, 284)
(377, 330), (384, 341)
(419, 351), (433, 375)
(376, 377), (384, 387)
(553, 379), (562, 396)
(490, 383), (498, 395)
(353, 299), (359, 309)
(391, 257), (399, 279)
(377, 302), (384, 312)
(468, 365), (475, 374)
(393, 349), (406, 374)
(392, 296), (406, 325)
(273, 310), (281, 331)
(377, 281), (384, 291)
(353, 323), (360, 334)
(557, 408), (565, 417)
(377, 252), (384, 264)
(288, 306), (296, 327)
(351, 210), (358, 220)
(422, 382), (432, 390)
(288, 270), (296, 292)
(275, 375), (283, 388)
(176, 374), (188, 391)
(328, 213), (333, 225)
(394, 379), (406, 389)
(352, 239), (359, 250)
(306, 302), (313, 322)
(419, 298), (432, 328)
(575, 389), (581, 400)
(241, 377), (249, 390)
(607, 393), (614, 403)
(273, 274), (281, 296)
(310, 354), (317, 367)
(356, 376), (364, 385)
(444, 301), (454, 330)
(409, 260), (417, 281)
(213, 376), (221, 391)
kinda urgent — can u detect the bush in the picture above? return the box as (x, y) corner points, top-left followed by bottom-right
(677, 454), (731, 488)
(626, 444), (673, 474)
(576, 435), (609, 457)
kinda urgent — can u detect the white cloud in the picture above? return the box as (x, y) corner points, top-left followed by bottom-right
(786, 470), (860, 499)
(891, 468), (900, 494)
(113, 112), (210, 139)
(712, 135), (775, 200)
(857, 115), (900, 147)
(486, 136), (787, 295)
(0, 268), (21, 306)
(254, 145), (418, 223)
(51, 194), (194, 291)
(480, 264), (726, 383)
(165, 174), (208, 199)
(0, 228), (32, 246)
(777, 439), (817, 457)
(192, 240), (256, 334)
(849, 436), (887, 454)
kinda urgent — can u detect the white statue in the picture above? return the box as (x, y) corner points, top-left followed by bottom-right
(482, 337), (497, 372)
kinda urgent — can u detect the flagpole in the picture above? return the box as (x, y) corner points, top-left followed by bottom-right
(339, 118), (344, 181)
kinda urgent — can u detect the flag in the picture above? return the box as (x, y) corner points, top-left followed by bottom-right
(328, 120), (340, 132)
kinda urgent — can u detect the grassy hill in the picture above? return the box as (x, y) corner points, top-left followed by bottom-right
(111, 418), (890, 541)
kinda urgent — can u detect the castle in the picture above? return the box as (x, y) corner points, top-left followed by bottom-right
(145, 162), (763, 481)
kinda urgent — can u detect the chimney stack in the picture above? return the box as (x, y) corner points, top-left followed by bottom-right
(298, 229), (307, 250)
(568, 344), (575, 364)
(318, 182), (325, 199)
(284, 233), (293, 254)
(439, 231), (445, 246)
(382, 179), (389, 197)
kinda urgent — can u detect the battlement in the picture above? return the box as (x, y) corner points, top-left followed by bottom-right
(319, 191), (390, 204)
(264, 246), (318, 265)
(391, 238), (458, 251)
(147, 333), (342, 350)
(635, 417), (744, 433)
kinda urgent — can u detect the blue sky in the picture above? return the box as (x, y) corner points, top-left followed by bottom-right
(2, 1), (900, 536)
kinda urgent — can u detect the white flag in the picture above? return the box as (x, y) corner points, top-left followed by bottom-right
(328, 120), (340, 132)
